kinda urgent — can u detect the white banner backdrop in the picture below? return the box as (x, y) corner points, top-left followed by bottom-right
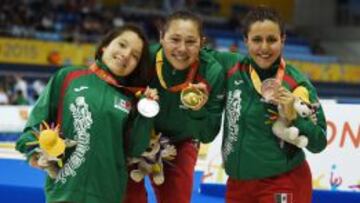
(0, 106), (31, 133)
(198, 100), (360, 192)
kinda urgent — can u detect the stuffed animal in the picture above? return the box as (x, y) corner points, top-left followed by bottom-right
(271, 86), (317, 148)
(27, 121), (77, 179)
(32, 138), (77, 179)
(128, 132), (177, 185)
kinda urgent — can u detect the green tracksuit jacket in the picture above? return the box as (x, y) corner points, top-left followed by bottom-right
(208, 50), (327, 180)
(16, 61), (152, 203)
(149, 44), (225, 143)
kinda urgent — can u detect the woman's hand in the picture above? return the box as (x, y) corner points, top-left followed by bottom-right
(273, 86), (297, 121)
(188, 83), (209, 111)
(143, 87), (159, 101)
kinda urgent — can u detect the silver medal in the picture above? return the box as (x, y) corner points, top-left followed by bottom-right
(137, 98), (160, 118)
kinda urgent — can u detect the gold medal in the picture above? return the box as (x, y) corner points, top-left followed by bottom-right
(155, 49), (208, 109)
(180, 86), (205, 108)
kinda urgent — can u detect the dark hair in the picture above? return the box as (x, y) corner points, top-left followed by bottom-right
(95, 24), (152, 87)
(242, 6), (285, 39)
(161, 10), (204, 38)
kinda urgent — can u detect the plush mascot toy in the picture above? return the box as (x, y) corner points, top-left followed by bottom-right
(27, 121), (77, 179)
(271, 86), (318, 148)
(128, 131), (177, 185)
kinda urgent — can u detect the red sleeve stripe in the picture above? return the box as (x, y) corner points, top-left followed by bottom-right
(57, 69), (93, 126)
(283, 74), (298, 90)
(227, 63), (239, 78)
(227, 63), (247, 78)
(239, 63), (247, 72)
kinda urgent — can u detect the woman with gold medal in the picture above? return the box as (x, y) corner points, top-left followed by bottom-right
(205, 6), (327, 203)
(124, 10), (225, 203)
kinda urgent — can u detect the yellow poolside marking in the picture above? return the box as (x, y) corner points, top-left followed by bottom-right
(0, 142), (15, 149)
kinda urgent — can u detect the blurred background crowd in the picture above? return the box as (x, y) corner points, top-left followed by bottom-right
(0, 0), (360, 105)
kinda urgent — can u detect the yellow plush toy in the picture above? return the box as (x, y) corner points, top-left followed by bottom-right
(27, 121), (77, 179)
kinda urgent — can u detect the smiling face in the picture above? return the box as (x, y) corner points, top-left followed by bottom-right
(160, 19), (202, 70)
(244, 20), (285, 69)
(101, 31), (143, 76)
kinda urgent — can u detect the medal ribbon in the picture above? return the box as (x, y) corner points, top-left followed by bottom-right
(156, 49), (199, 92)
(89, 63), (145, 95)
(249, 57), (286, 95)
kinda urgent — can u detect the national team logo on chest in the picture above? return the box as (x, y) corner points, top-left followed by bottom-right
(114, 96), (132, 113)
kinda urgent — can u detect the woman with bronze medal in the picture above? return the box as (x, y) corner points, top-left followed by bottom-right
(16, 24), (158, 203)
(124, 11), (225, 203)
(206, 6), (327, 203)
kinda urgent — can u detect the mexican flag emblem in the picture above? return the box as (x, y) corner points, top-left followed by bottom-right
(275, 193), (293, 203)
